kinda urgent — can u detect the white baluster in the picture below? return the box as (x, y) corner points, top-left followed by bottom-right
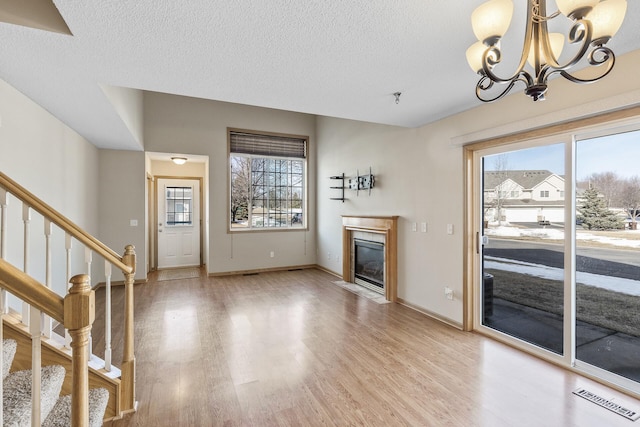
(42, 219), (53, 338)
(0, 191), (6, 423)
(85, 247), (92, 276)
(85, 248), (93, 358)
(30, 307), (42, 426)
(22, 204), (31, 326)
(0, 188), (8, 314)
(65, 233), (72, 348)
(104, 261), (112, 371)
(0, 188), (4, 424)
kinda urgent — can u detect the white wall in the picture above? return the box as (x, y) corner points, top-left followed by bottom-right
(0, 78), (99, 299)
(316, 49), (640, 326)
(143, 92), (317, 273)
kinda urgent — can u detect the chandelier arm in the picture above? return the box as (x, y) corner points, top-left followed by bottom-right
(558, 49), (616, 84)
(476, 78), (518, 103)
(545, 20), (594, 72)
(475, 73), (532, 103)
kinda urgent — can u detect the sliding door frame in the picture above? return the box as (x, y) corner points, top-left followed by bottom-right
(463, 105), (640, 396)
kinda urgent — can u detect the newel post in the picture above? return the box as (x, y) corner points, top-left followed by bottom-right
(64, 274), (95, 427)
(121, 244), (137, 412)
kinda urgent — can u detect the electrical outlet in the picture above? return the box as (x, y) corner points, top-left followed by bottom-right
(412, 222), (417, 232)
(421, 222), (427, 233)
(444, 287), (454, 300)
(270, 251), (275, 258)
(447, 224), (454, 235)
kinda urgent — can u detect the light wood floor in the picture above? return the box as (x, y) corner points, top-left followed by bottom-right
(95, 268), (640, 426)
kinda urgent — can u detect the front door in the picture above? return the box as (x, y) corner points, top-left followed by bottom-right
(157, 178), (201, 268)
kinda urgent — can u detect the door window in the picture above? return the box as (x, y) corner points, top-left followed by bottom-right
(166, 186), (193, 226)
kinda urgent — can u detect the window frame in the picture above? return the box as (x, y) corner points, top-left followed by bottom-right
(227, 128), (309, 233)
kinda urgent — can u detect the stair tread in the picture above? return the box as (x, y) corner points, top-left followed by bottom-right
(3, 339), (17, 380)
(3, 365), (65, 427)
(43, 387), (109, 427)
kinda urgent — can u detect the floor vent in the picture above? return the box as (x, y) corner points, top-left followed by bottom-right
(243, 272), (259, 276)
(288, 268), (303, 271)
(573, 388), (640, 421)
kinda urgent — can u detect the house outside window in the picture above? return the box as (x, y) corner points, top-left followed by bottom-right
(229, 129), (307, 230)
(166, 186), (193, 225)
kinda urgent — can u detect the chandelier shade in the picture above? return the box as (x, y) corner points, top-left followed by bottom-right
(471, 0), (514, 43)
(588, 0), (628, 43)
(555, 0), (599, 19)
(526, 33), (564, 67)
(466, 0), (628, 102)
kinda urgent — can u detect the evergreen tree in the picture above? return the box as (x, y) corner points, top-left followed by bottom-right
(578, 187), (623, 230)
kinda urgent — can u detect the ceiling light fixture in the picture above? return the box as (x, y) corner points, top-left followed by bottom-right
(466, 0), (627, 102)
(171, 157), (187, 165)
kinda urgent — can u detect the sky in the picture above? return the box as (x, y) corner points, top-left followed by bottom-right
(484, 129), (640, 180)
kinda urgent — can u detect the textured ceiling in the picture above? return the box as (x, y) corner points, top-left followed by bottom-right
(0, 1), (638, 151)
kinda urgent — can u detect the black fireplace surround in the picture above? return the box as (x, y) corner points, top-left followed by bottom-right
(354, 239), (384, 289)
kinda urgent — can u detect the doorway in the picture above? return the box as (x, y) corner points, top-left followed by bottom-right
(156, 177), (202, 269)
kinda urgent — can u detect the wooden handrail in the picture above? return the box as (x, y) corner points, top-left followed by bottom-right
(0, 172), (132, 275)
(0, 259), (64, 323)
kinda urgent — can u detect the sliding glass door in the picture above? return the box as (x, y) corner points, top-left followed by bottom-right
(575, 130), (640, 383)
(481, 144), (565, 354)
(474, 124), (640, 391)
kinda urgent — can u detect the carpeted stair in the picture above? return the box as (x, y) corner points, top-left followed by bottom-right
(2, 339), (109, 426)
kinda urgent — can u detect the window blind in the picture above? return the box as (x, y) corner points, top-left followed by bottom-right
(230, 131), (307, 159)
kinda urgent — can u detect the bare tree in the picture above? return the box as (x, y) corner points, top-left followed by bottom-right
(484, 154), (516, 224)
(620, 176), (640, 229)
(583, 172), (622, 208)
(230, 157), (251, 223)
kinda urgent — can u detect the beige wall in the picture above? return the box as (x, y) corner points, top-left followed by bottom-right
(98, 150), (147, 281)
(101, 85), (145, 149)
(0, 78), (99, 297)
(316, 49), (640, 326)
(143, 93), (317, 273)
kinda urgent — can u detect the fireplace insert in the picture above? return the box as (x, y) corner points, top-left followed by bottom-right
(354, 239), (384, 291)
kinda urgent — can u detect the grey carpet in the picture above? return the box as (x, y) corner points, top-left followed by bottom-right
(3, 339), (17, 379)
(43, 387), (110, 427)
(3, 365), (66, 427)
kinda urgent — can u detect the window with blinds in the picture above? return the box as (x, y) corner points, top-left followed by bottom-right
(229, 129), (307, 230)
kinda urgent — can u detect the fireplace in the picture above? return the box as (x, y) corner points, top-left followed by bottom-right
(354, 239), (384, 293)
(342, 215), (398, 302)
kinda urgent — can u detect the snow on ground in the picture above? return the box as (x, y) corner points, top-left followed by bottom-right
(485, 224), (640, 249)
(485, 256), (640, 296)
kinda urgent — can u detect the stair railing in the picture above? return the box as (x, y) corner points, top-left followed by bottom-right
(0, 171), (137, 419)
(0, 261), (95, 426)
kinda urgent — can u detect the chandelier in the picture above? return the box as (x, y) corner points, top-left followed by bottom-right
(466, 0), (627, 102)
